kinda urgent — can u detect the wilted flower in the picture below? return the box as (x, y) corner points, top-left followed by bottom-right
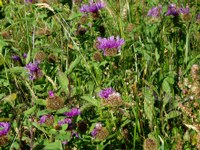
(99, 88), (114, 99)
(147, 5), (162, 17)
(64, 108), (81, 117)
(80, 1), (105, 13)
(91, 123), (109, 140)
(96, 36), (125, 56)
(11, 55), (21, 61)
(39, 114), (54, 125)
(25, 61), (42, 80)
(58, 118), (72, 126)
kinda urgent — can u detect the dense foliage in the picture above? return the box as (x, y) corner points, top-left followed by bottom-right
(0, 0), (199, 149)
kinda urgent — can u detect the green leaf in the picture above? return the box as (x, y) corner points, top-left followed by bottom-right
(162, 79), (171, 94)
(35, 99), (46, 106)
(81, 95), (100, 107)
(7, 67), (26, 74)
(24, 106), (36, 117)
(57, 71), (69, 95)
(165, 111), (181, 120)
(0, 54), (5, 65)
(67, 56), (81, 75)
(44, 141), (63, 150)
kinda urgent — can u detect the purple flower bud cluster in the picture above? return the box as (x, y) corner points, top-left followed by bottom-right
(80, 1), (105, 13)
(0, 122), (10, 136)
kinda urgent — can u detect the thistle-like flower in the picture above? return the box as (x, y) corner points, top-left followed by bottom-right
(80, 1), (105, 13)
(64, 108), (81, 117)
(165, 4), (179, 16)
(147, 5), (162, 18)
(46, 91), (64, 110)
(11, 55), (21, 61)
(91, 123), (109, 140)
(0, 122), (10, 137)
(96, 36), (125, 56)
(25, 61), (42, 80)
(39, 114), (54, 125)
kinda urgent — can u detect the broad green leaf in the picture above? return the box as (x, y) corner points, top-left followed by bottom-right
(81, 95), (100, 107)
(3, 93), (17, 107)
(57, 71), (69, 95)
(24, 106), (36, 116)
(165, 111), (181, 120)
(162, 79), (171, 94)
(67, 56), (81, 75)
(44, 141), (63, 150)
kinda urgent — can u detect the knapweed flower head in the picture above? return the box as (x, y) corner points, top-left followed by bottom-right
(58, 118), (72, 126)
(0, 122), (10, 136)
(147, 5), (162, 18)
(23, 53), (27, 59)
(11, 55), (21, 61)
(25, 61), (42, 80)
(80, 0), (105, 13)
(46, 91), (64, 110)
(64, 108), (81, 117)
(99, 88), (123, 106)
(91, 123), (109, 140)
(165, 4), (190, 17)
(96, 36), (125, 56)
(99, 88), (114, 99)
(39, 114), (54, 125)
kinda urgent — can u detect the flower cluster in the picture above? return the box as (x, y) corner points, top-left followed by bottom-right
(0, 122), (10, 137)
(25, 61), (42, 80)
(80, 1), (105, 13)
(147, 4), (162, 18)
(64, 108), (81, 117)
(96, 36), (125, 56)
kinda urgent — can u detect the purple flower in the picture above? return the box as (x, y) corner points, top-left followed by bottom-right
(165, 4), (179, 16)
(11, 55), (21, 61)
(0, 122), (10, 136)
(147, 5), (162, 17)
(26, 0), (34, 3)
(91, 122), (102, 137)
(58, 118), (72, 126)
(99, 88), (114, 99)
(179, 5), (189, 15)
(39, 115), (54, 124)
(80, 1), (105, 13)
(64, 108), (81, 117)
(48, 91), (55, 98)
(25, 61), (42, 80)
(96, 36), (125, 56)
(23, 53), (27, 59)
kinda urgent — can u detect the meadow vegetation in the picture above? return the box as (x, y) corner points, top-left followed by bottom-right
(0, 0), (200, 149)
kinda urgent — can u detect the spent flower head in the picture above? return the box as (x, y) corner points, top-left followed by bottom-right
(80, 0), (105, 13)
(0, 122), (10, 136)
(39, 115), (54, 125)
(96, 36), (125, 56)
(147, 5), (162, 18)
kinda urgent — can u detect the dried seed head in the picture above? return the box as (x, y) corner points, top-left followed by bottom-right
(93, 51), (103, 62)
(191, 82), (200, 98)
(95, 127), (109, 141)
(48, 54), (57, 63)
(36, 28), (51, 36)
(77, 121), (87, 133)
(76, 26), (87, 36)
(46, 96), (64, 110)
(104, 48), (118, 56)
(126, 23), (134, 32)
(143, 138), (158, 150)
(191, 64), (199, 81)
(35, 51), (47, 62)
(0, 135), (9, 146)
(102, 92), (123, 107)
